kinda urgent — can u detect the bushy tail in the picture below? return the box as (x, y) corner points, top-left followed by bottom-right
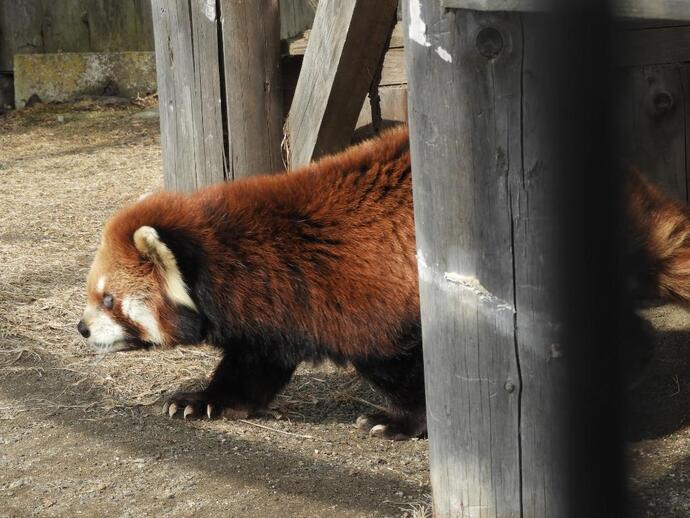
(627, 169), (690, 302)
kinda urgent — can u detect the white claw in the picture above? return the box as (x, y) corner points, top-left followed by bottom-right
(355, 415), (370, 430)
(183, 405), (194, 419)
(168, 403), (178, 418)
(370, 424), (387, 437)
(206, 404), (213, 419)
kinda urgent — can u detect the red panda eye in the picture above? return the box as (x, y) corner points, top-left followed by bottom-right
(103, 294), (114, 309)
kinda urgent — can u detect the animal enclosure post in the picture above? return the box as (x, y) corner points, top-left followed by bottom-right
(220, 0), (284, 179)
(404, 1), (626, 516)
(151, 0), (226, 191)
(151, 0), (283, 190)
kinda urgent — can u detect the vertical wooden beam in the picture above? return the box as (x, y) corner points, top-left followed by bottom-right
(151, 0), (225, 191)
(405, 0), (626, 516)
(285, 0), (398, 169)
(405, 4), (522, 514)
(220, 0), (284, 179)
(279, 0), (316, 40)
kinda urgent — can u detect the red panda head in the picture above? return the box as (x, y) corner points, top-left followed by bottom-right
(78, 222), (203, 353)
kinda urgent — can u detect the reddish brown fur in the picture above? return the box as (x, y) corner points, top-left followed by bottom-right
(627, 168), (690, 302)
(98, 125), (416, 357)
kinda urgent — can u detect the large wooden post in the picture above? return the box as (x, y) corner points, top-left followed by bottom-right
(220, 0), (284, 179)
(151, 0), (226, 191)
(151, 0), (283, 190)
(405, 0), (626, 515)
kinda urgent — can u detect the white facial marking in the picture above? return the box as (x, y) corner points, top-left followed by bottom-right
(83, 303), (126, 351)
(96, 276), (106, 293)
(122, 297), (163, 344)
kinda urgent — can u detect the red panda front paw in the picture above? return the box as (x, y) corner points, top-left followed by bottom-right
(163, 391), (250, 420)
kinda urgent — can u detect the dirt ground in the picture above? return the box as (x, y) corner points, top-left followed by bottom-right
(0, 101), (687, 517)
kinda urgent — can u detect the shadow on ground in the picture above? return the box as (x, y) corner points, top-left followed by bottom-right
(0, 339), (426, 516)
(626, 328), (690, 441)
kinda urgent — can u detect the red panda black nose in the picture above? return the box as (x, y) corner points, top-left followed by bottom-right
(77, 320), (90, 338)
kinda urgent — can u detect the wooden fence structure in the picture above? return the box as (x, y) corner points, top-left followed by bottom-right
(0, 0), (155, 73)
(151, 0), (690, 515)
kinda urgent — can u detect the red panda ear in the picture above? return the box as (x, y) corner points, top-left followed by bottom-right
(133, 226), (175, 268)
(132, 226), (198, 312)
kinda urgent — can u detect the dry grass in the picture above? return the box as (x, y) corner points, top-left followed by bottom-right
(0, 97), (197, 417)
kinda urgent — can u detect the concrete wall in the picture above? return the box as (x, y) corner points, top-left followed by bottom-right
(14, 51), (156, 107)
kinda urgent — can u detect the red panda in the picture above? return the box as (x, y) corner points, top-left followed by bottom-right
(78, 125), (424, 440)
(77, 124), (690, 440)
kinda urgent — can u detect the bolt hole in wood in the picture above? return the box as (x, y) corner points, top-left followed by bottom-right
(648, 87), (674, 119)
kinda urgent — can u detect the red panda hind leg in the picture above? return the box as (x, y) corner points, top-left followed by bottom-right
(352, 332), (426, 441)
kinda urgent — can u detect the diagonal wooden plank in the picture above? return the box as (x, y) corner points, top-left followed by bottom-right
(285, 0), (399, 169)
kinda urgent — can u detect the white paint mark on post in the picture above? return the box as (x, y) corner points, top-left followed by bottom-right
(444, 272), (515, 312)
(408, 0), (431, 47)
(203, 0), (216, 21)
(435, 46), (453, 63)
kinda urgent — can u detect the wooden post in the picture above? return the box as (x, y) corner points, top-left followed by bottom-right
(151, 0), (283, 189)
(405, 1), (626, 516)
(285, 0), (398, 168)
(220, 0), (284, 178)
(151, 0), (226, 191)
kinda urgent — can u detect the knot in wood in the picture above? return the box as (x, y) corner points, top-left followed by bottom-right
(476, 27), (503, 59)
(648, 88), (674, 119)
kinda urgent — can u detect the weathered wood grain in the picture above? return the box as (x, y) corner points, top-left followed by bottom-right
(220, 0), (284, 178)
(189, 0), (227, 186)
(618, 65), (687, 201)
(284, 21), (404, 55)
(151, 0), (225, 191)
(280, 0), (316, 39)
(404, 4), (522, 516)
(616, 25), (690, 66)
(406, 2), (626, 516)
(354, 85), (408, 139)
(442, 0), (690, 20)
(615, 0), (690, 20)
(285, 0), (399, 168)
(517, 15), (567, 517)
(379, 48), (406, 86)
